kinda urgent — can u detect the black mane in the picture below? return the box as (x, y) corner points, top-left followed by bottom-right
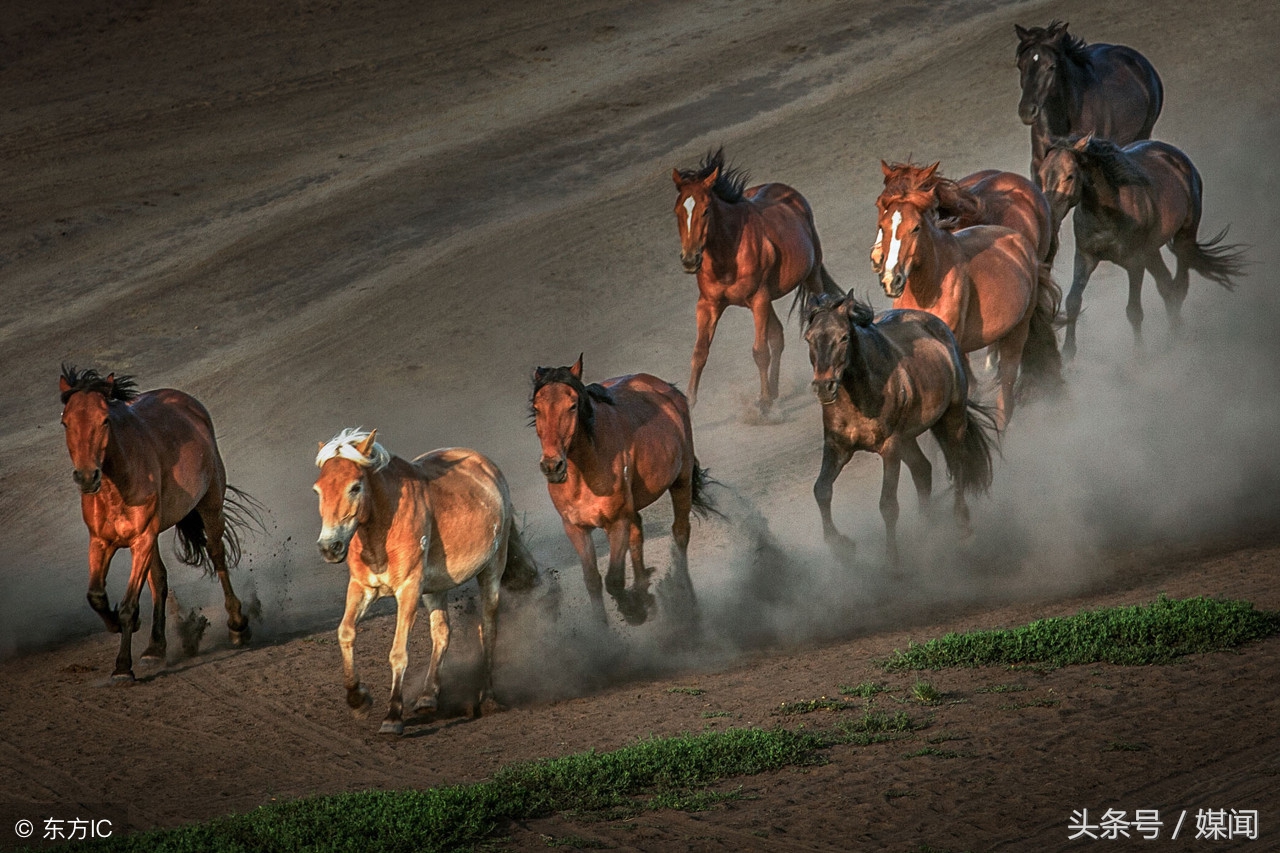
(59, 364), (138, 404)
(675, 146), (749, 203)
(529, 365), (615, 438)
(1050, 135), (1150, 187)
(804, 293), (875, 329)
(1018, 20), (1092, 69)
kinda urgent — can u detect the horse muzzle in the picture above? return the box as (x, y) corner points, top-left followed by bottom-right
(881, 268), (907, 299)
(680, 251), (702, 274)
(539, 456), (568, 484)
(72, 468), (102, 494)
(811, 379), (839, 405)
(1018, 100), (1039, 125)
(317, 538), (348, 563)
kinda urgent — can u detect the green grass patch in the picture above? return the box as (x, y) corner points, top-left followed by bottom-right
(882, 595), (1280, 671)
(998, 697), (1059, 711)
(834, 709), (925, 745)
(666, 686), (706, 696)
(776, 697), (853, 715)
(974, 683), (1029, 694)
(1103, 740), (1149, 752)
(839, 680), (888, 698)
(56, 727), (823, 853)
(909, 680), (942, 704)
(904, 746), (964, 760)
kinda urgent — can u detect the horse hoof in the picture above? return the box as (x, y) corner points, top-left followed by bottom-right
(478, 697), (503, 717)
(110, 671), (135, 685)
(140, 650), (166, 666)
(379, 719), (405, 736)
(229, 626), (251, 647)
(412, 695), (438, 715)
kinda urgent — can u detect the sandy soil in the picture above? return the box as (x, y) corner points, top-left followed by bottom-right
(1, 0), (1278, 849)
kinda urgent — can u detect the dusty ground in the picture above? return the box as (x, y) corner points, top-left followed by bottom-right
(1, 0), (1278, 849)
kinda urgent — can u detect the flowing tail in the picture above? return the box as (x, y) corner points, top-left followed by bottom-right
(173, 485), (266, 575)
(932, 400), (999, 496)
(500, 515), (541, 591)
(690, 460), (722, 519)
(790, 263), (845, 323)
(1018, 262), (1066, 401)
(1181, 227), (1247, 290)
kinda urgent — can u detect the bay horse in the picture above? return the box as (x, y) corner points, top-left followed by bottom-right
(314, 429), (538, 735)
(871, 162), (1063, 428)
(1015, 21), (1164, 184)
(1038, 134), (1247, 360)
(803, 295), (997, 567)
(59, 366), (258, 682)
(672, 147), (843, 413)
(531, 355), (712, 626)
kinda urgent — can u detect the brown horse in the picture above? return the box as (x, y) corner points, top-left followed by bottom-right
(59, 366), (258, 682)
(871, 162), (1063, 428)
(672, 148), (843, 413)
(1038, 134), (1247, 359)
(531, 355), (712, 626)
(1015, 21), (1164, 184)
(880, 160), (1058, 265)
(314, 429), (538, 735)
(803, 295), (997, 567)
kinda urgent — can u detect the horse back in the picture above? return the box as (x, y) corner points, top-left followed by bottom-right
(597, 374), (694, 511)
(739, 182), (820, 294)
(954, 225), (1037, 349)
(962, 170), (1054, 263)
(1079, 43), (1164, 142)
(1123, 140), (1201, 238)
(118, 389), (225, 529)
(410, 448), (511, 591)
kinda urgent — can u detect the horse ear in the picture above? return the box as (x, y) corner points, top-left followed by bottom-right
(880, 160), (893, 177)
(570, 354), (584, 379)
(533, 365), (549, 383)
(1073, 133), (1094, 151)
(671, 168), (683, 187)
(1014, 24), (1030, 41)
(318, 440), (326, 454)
(356, 430), (377, 458)
(923, 161), (940, 182)
(1049, 20), (1068, 37)
(703, 166), (720, 188)
(59, 375), (72, 394)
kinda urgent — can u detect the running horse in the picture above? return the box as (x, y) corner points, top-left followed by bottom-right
(1038, 134), (1247, 359)
(58, 366), (259, 682)
(672, 148), (843, 413)
(1015, 20), (1164, 185)
(314, 429), (539, 735)
(531, 355), (712, 626)
(871, 162), (1063, 428)
(803, 295), (997, 567)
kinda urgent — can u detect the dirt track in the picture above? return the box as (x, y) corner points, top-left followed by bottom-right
(2, 0), (1279, 849)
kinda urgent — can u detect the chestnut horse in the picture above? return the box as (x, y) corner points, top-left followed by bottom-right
(59, 366), (258, 682)
(871, 162), (1063, 428)
(803, 295), (997, 567)
(880, 160), (1058, 266)
(1038, 134), (1247, 359)
(531, 355), (712, 626)
(1015, 21), (1164, 184)
(672, 148), (843, 413)
(314, 429), (538, 735)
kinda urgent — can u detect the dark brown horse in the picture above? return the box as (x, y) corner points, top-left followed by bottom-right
(59, 366), (259, 681)
(1038, 134), (1247, 359)
(531, 355), (711, 625)
(803, 295), (997, 567)
(1015, 21), (1163, 185)
(871, 162), (1063, 428)
(880, 160), (1058, 265)
(672, 148), (843, 413)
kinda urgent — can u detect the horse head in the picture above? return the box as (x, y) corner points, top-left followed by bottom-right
(873, 163), (936, 298)
(803, 295), (869, 405)
(531, 355), (589, 483)
(314, 429), (382, 563)
(671, 165), (718, 273)
(1038, 135), (1090, 232)
(1014, 21), (1068, 124)
(59, 367), (135, 495)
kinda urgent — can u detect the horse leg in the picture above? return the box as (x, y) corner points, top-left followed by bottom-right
(626, 513), (656, 617)
(1123, 263), (1147, 350)
(473, 562), (503, 716)
(664, 474), (699, 623)
(878, 448), (903, 570)
(1146, 249), (1183, 335)
(764, 301), (785, 407)
(380, 581), (421, 735)
(112, 532), (157, 682)
(564, 522), (606, 624)
(605, 517), (646, 625)
(411, 593), (450, 720)
(338, 580), (376, 718)
(141, 550), (169, 663)
(688, 296), (726, 408)
(86, 539), (121, 633)
(1063, 250), (1099, 362)
(814, 438), (856, 550)
(749, 299), (778, 413)
(899, 437), (933, 514)
(994, 327), (1029, 430)
(199, 498), (250, 644)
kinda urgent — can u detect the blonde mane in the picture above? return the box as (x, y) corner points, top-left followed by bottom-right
(315, 427), (391, 471)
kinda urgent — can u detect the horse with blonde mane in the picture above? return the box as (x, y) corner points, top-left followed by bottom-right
(313, 428), (538, 735)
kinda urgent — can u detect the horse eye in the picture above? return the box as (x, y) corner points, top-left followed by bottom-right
(911, 225), (920, 233)
(349, 483), (362, 495)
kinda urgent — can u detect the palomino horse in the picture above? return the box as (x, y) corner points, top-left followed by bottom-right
(1038, 134), (1247, 360)
(871, 162), (1063, 428)
(1015, 21), (1164, 184)
(672, 148), (843, 413)
(314, 429), (538, 736)
(531, 355), (712, 625)
(880, 160), (1058, 266)
(803, 295), (997, 567)
(59, 366), (258, 681)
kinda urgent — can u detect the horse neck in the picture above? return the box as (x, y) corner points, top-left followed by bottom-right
(99, 401), (144, 491)
(1045, 57), (1083, 136)
(840, 326), (890, 416)
(904, 220), (947, 306)
(356, 461), (409, 548)
(563, 407), (617, 483)
(702, 195), (748, 273)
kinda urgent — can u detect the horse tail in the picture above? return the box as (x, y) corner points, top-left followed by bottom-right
(1018, 262), (1066, 401)
(689, 460), (722, 519)
(500, 515), (540, 591)
(790, 263), (844, 324)
(1181, 227), (1247, 291)
(932, 400), (999, 497)
(819, 263), (844, 298)
(173, 485), (264, 575)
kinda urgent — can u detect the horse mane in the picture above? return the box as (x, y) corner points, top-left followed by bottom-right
(316, 427), (392, 471)
(1051, 135), (1150, 187)
(805, 292), (875, 329)
(878, 162), (940, 215)
(675, 147), (748, 203)
(59, 364), (138, 404)
(1017, 20), (1092, 68)
(530, 366), (615, 438)
(881, 161), (983, 225)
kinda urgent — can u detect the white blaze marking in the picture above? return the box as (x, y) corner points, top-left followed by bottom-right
(874, 228), (883, 251)
(885, 210), (903, 274)
(1033, 53), (1039, 62)
(683, 195), (695, 231)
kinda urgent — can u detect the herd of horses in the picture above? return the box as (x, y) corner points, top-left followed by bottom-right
(56, 22), (1246, 736)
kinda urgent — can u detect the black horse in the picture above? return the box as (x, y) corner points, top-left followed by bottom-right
(1015, 21), (1163, 186)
